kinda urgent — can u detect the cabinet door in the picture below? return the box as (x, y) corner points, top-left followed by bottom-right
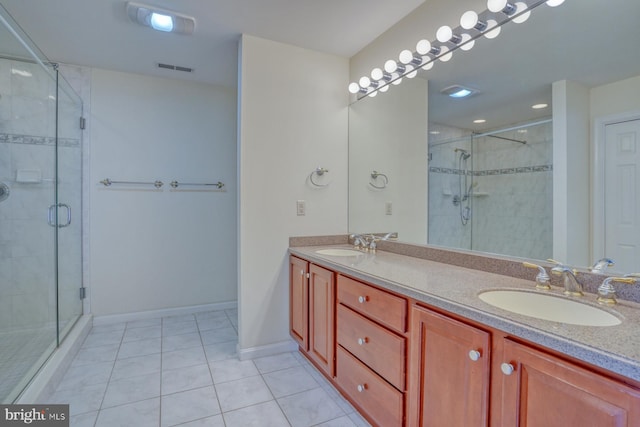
(308, 264), (335, 377)
(499, 339), (640, 427)
(409, 305), (490, 427)
(289, 256), (309, 350)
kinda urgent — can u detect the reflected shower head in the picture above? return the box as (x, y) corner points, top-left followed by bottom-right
(454, 148), (471, 159)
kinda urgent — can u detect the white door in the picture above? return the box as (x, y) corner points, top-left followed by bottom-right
(604, 119), (640, 272)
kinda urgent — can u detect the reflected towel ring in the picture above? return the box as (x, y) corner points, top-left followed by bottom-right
(369, 170), (388, 189)
(310, 167), (329, 187)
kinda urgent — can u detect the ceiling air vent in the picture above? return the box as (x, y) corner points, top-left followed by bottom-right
(157, 63), (193, 73)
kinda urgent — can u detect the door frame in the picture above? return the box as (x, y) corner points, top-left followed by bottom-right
(592, 110), (640, 262)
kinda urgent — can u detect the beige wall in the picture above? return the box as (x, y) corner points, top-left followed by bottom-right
(237, 35), (349, 356)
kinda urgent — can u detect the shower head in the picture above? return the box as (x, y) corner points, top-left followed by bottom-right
(454, 148), (471, 160)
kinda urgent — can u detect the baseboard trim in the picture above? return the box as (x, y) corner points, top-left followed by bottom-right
(237, 339), (298, 361)
(92, 301), (238, 326)
(17, 315), (93, 404)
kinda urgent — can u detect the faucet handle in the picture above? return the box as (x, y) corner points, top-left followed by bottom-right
(624, 273), (640, 278)
(591, 258), (615, 273)
(522, 262), (551, 290)
(596, 276), (638, 305)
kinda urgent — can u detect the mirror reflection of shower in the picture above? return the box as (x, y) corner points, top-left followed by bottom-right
(453, 148), (474, 225)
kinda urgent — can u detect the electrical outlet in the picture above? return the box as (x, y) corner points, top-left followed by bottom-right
(385, 201), (393, 215)
(296, 200), (306, 216)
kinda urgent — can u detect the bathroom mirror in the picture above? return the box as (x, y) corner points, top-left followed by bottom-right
(348, 0), (640, 271)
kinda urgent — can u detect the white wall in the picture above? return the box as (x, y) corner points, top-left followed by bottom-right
(238, 35), (349, 356)
(590, 75), (640, 119)
(348, 79), (428, 243)
(89, 69), (237, 316)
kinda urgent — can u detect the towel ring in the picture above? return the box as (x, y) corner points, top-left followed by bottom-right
(369, 170), (388, 189)
(310, 167), (329, 187)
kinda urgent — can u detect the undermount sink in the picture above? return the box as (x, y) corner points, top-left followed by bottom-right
(478, 290), (621, 327)
(315, 248), (364, 257)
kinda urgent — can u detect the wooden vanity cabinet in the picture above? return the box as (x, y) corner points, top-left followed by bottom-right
(288, 256), (335, 377)
(335, 274), (408, 427)
(408, 304), (491, 427)
(497, 339), (640, 427)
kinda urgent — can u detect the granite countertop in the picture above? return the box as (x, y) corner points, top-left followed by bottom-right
(289, 244), (640, 382)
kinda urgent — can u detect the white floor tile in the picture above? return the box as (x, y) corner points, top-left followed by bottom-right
(278, 387), (345, 427)
(117, 337), (162, 359)
(163, 320), (198, 337)
(70, 410), (98, 427)
(176, 414), (226, 427)
(111, 353), (161, 381)
(74, 343), (119, 366)
(160, 386), (220, 427)
(126, 318), (162, 329)
(102, 372), (160, 409)
(122, 325), (161, 342)
(56, 361), (113, 391)
(222, 400), (290, 427)
(162, 332), (203, 352)
(162, 314), (196, 325)
(203, 341), (237, 363)
(263, 366), (319, 398)
(209, 358), (258, 384)
(81, 330), (124, 349)
(253, 352), (300, 374)
(162, 346), (207, 370)
(50, 382), (107, 416)
(196, 317), (233, 332)
(161, 364), (212, 396)
(215, 375), (273, 412)
(315, 416), (359, 427)
(90, 323), (126, 334)
(95, 397), (160, 427)
(200, 327), (237, 345)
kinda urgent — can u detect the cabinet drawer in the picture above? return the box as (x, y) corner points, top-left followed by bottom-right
(337, 304), (405, 390)
(337, 275), (407, 333)
(336, 346), (404, 427)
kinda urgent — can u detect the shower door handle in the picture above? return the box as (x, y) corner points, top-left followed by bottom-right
(58, 203), (71, 227)
(47, 203), (72, 228)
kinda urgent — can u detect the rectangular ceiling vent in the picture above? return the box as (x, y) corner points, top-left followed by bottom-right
(157, 63), (193, 73)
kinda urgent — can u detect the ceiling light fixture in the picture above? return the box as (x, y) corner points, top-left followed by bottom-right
(474, 119), (487, 124)
(532, 103), (548, 109)
(126, 2), (195, 35)
(348, 0), (565, 97)
(441, 85), (478, 99)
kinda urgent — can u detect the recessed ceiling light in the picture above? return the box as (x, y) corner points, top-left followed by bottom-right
(126, 2), (195, 35)
(532, 103), (548, 109)
(441, 85), (478, 99)
(429, 131), (441, 135)
(473, 119), (486, 124)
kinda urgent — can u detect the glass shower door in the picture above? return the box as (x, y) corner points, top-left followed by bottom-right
(55, 71), (83, 341)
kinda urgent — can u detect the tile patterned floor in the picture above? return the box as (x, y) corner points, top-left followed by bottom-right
(45, 309), (371, 427)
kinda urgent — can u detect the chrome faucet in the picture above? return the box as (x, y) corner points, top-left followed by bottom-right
(350, 234), (368, 250)
(596, 276), (638, 305)
(522, 262), (551, 290)
(548, 259), (582, 296)
(368, 232), (398, 253)
(590, 258), (615, 274)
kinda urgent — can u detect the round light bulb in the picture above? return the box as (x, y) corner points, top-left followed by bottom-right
(512, 2), (530, 23)
(484, 19), (501, 39)
(405, 65), (417, 78)
(459, 33), (475, 51)
(439, 46), (452, 62)
(379, 84), (389, 93)
(436, 25), (453, 43)
(399, 49), (414, 65)
(392, 77), (403, 86)
(487, 0), (508, 13)
(546, 0), (565, 6)
(371, 68), (383, 81)
(421, 61), (434, 71)
(460, 11), (478, 30)
(348, 82), (360, 94)
(359, 76), (371, 88)
(367, 90), (377, 98)
(384, 59), (398, 73)
(416, 39), (431, 55)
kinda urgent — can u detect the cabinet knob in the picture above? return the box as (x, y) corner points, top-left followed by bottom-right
(358, 337), (369, 345)
(501, 362), (515, 376)
(357, 384), (367, 393)
(358, 296), (369, 303)
(300, 270), (304, 276)
(468, 350), (481, 361)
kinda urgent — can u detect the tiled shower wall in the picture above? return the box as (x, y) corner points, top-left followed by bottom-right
(428, 121), (553, 260)
(0, 58), (82, 332)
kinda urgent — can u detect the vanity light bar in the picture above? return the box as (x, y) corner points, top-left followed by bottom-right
(348, 0), (565, 98)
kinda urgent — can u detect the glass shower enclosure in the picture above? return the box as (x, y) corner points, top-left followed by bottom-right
(0, 6), (83, 402)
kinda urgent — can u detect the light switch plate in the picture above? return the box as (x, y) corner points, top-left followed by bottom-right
(297, 200), (306, 216)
